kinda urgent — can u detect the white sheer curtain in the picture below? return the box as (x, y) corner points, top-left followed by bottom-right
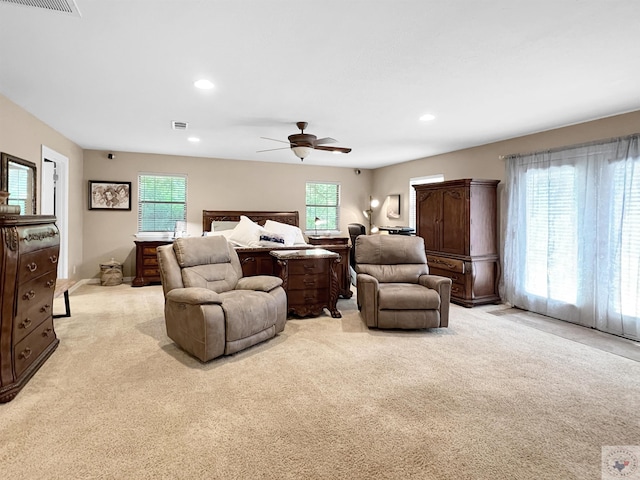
(502, 135), (640, 340)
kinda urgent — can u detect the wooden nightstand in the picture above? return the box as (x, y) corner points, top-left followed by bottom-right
(306, 236), (352, 299)
(270, 249), (341, 318)
(132, 239), (173, 287)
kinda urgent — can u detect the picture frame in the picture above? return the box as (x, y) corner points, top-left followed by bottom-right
(88, 180), (131, 210)
(386, 194), (400, 219)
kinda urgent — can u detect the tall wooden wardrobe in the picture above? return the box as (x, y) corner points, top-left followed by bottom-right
(414, 179), (500, 307)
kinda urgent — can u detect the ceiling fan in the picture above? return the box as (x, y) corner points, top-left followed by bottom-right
(258, 122), (352, 161)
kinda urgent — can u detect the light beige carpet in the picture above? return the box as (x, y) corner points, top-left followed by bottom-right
(1, 283), (639, 480)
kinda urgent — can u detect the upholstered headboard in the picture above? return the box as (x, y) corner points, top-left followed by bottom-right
(202, 210), (300, 232)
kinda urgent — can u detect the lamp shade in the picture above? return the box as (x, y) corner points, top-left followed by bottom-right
(291, 146), (312, 160)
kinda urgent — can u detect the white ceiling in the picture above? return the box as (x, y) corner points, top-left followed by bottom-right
(1, 1), (639, 169)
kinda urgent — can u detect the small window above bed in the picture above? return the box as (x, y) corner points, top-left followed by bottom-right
(305, 181), (340, 233)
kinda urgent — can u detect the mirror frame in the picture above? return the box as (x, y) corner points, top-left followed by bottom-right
(1, 152), (37, 215)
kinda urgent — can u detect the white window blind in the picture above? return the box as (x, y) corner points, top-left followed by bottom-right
(524, 165), (578, 303)
(7, 162), (29, 214)
(408, 174), (444, 230)
(138, 173), (187, 233)
(611, 160), (640, 318)
(305, 182), (340, 232)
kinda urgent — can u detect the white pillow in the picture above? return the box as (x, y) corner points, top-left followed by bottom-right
(264, 220), (306, 246)
(228, 216), (263, 247)
(204, 230), (234, 239)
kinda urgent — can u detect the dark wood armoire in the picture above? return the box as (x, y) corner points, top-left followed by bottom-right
(0, 215), (60, 402)
(414, 178), (500, 307)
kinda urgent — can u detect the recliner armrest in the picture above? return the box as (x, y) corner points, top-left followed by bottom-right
(419, 274), (452, 292)
(236, 275), (283, 292)
(166, 287), (222, 305)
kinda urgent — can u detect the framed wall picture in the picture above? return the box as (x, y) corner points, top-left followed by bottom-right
(386, 194), (400, 219)
(89, 180), (131, 210)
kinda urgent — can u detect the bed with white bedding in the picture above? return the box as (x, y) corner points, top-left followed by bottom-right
(202, 210), (352, 298)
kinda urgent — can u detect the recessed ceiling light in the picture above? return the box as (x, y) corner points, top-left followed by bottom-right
(187, 137), (200, 143)
(420, 113), (436, 122)
(194, 79), (214, 90)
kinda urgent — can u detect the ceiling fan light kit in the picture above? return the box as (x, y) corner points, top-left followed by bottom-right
(291, 145), (313, 160)
(260, 121), (352, 161)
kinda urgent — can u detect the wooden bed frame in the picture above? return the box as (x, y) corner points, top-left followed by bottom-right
(202, 210), (300, 232)
(202, 210), (352, 299)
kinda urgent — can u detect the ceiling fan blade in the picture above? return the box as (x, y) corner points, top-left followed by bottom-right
(314, 137), (337, 145)
(260, 137), (290, 145)
(257, 146), (291, 153)
(314, 145), (352, 154)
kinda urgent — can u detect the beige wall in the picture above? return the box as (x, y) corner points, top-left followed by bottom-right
(3, 90), (639, 282)
(371, 110), (640, 229)
(83, 150), (373, 279)
(0, 94), (84, 279)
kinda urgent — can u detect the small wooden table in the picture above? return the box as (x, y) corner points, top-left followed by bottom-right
(270, 249), (341, 318)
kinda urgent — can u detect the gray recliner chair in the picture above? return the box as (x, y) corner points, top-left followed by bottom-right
(157, 235), (287, 362)
(355, 235), (452, 329)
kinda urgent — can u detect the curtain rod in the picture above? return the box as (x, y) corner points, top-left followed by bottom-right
(499, 133), (640, 160)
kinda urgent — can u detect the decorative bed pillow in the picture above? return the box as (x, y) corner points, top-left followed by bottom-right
(258, 232), (286, 247)
(210, 221), (239, 232)
(228, 215), (263, 247)
(264, 220), (306, 246)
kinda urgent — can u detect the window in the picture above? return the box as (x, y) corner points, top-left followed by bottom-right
(503, 135), (640, 340)
(305, 182), (340, 232)
(523, 165), (578, 304)
(610, 160), (640, 318)
(138, 173), (187, 233)
(7, 162), (30, 214)
(408, 174), (444, 230)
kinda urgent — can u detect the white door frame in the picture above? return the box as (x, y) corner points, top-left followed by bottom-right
(41, 145), (69, 279)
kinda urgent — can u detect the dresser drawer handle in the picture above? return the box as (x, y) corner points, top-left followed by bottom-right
(19, 347), (32, 360)
(50, 255), (58, 264)
(303, 264), (315, 270)
(23, 290), (36, 301)
(27, 262), (38, 272)
(42, 328), (54, 338)
(304, 296), (316, 302)
(46, 279), (56, 288)
(303, 279), (317, 287)
(40, 304), (51, 313)
(19, 318), (33, 329)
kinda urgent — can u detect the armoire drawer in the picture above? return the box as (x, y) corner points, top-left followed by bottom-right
(450, 283), (468, 299)
(427, 255), (465, 274)
(428, 266), (465, 285)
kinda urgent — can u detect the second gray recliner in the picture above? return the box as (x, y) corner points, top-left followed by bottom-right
(355, 235), (452, 329)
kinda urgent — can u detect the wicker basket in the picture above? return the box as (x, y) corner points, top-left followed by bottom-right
(100, 259), (123, 286)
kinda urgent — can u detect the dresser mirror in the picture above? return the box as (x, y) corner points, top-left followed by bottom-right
(1, 152), (37, 214)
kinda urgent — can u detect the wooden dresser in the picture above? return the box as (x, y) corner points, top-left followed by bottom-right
(0, 215), (60, 403)
(132, 239), (173, 287)
(270, 249), (341, 318)
(414, 179), (500, 307)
